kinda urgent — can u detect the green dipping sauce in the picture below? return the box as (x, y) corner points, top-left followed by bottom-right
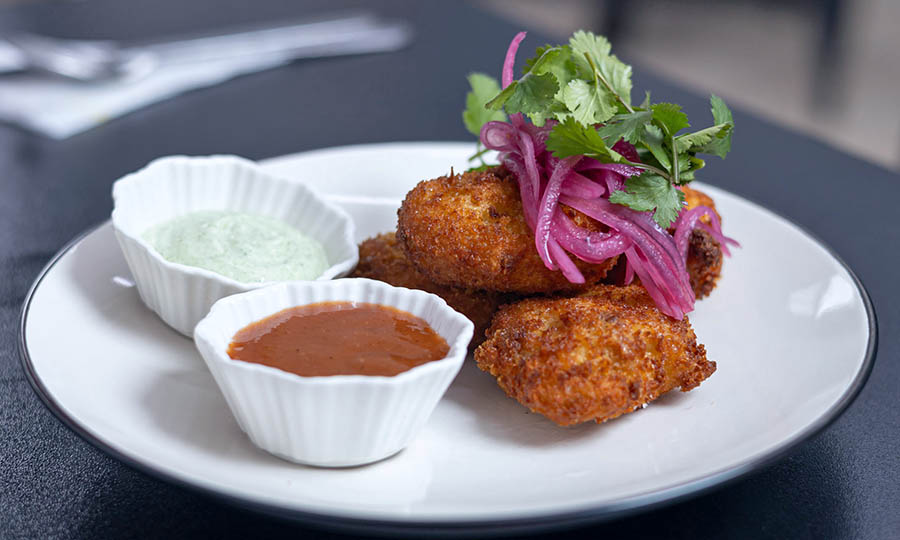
(143, 210), (329, 283)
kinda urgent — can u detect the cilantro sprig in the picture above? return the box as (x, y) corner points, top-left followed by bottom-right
(461, 31), (734, 228)
(462, 73), (508, 168)
(463, 73), (507, 136)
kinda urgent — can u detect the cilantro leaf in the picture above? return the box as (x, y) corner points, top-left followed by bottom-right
(463, 73), (507, 136)
(679, 156), (706, 182)
(672, 154), (704, 184)
(485, 71), (560, 118)
(596, 54), (632, 106)
(484, 31), (634, 127)
(674, 123), (732, 153)
(524, 46), (575, 85)
(524, 44), (556, 73)
(608, 181), (655, 212)
(529, 101), (571, 127)
(709, 94), (732, 126)
(569, 30), (632, 106)
(569, 31), (611, 78)
(504, 72), (560, 114)
(695, 95), (734, 158)
(641, 124), (671, 170)
(608, 173), (685, 228)
(520, 48), (575, 125)
(487, 45), (577, 125)
(561, 79), (617, 125)
(596, 110), (652, 144)
(485, 82), (516, 111)
(546, 117), (623, 161)
(651, 103), (690, 135)
(639, 91), (651, 110)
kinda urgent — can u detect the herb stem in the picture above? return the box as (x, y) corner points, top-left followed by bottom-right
(468, 143), (490, 164)
(623, 159), (670, 180)
(671, 135), (679, 185)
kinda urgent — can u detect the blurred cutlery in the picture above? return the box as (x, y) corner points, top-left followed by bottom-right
(0, 12), (412, 82)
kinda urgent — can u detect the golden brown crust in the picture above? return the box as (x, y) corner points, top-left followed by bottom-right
(475, 285), (716, 426)
(396, 167), (618, 294)
(350, 232), (508, 348)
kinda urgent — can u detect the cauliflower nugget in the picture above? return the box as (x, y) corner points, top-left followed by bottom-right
(397, 167), (618, 294)
(350, 232), (508, 347)
(475, 285), (716, 426)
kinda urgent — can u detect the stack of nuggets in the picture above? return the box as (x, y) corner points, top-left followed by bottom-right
(353, 166), (727, 426)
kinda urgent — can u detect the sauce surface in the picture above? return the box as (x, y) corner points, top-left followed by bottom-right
(227, 302), (451, 377)
(143, 210), (328, 283)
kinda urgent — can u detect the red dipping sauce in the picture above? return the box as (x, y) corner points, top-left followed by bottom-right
(227, 301), (450, 377)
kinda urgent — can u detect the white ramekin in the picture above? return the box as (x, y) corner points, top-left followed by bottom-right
(111, 155), (358, 336)
(193, 278), (473, 467)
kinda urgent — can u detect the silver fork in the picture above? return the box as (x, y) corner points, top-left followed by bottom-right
(1, 12), (412, 82)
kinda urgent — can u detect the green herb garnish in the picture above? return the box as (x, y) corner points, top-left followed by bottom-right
(462, 31), (734, 228)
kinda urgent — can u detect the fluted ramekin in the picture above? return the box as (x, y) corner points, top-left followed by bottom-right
(111, 155), (357, 336)
(193, 278), (473, 467)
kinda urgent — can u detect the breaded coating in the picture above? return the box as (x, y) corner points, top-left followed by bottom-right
(681, 186), (724, 299)
(397, 167), (618, 294)
(475, 285), (716, 426)
(350, 232), (507, 348)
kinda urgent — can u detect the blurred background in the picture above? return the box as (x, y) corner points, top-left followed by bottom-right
(0, 0), (897, 170)
(479, 0), (900, 171)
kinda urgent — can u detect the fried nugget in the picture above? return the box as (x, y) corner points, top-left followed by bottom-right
(681, 186), (724, 299)
(350, 232), (507, 348)
(475, 285), (715, 426)
(397, 167), (618, 294)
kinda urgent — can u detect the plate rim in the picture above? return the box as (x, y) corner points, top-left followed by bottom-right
(18, 142), (879, 536)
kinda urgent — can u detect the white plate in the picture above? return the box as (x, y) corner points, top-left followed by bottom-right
(20, 142), (875, 534)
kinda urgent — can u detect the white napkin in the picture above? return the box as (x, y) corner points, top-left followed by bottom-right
(0, 42), (288, 139)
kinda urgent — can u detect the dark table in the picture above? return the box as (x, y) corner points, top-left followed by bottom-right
(2, 1), (898, 538)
